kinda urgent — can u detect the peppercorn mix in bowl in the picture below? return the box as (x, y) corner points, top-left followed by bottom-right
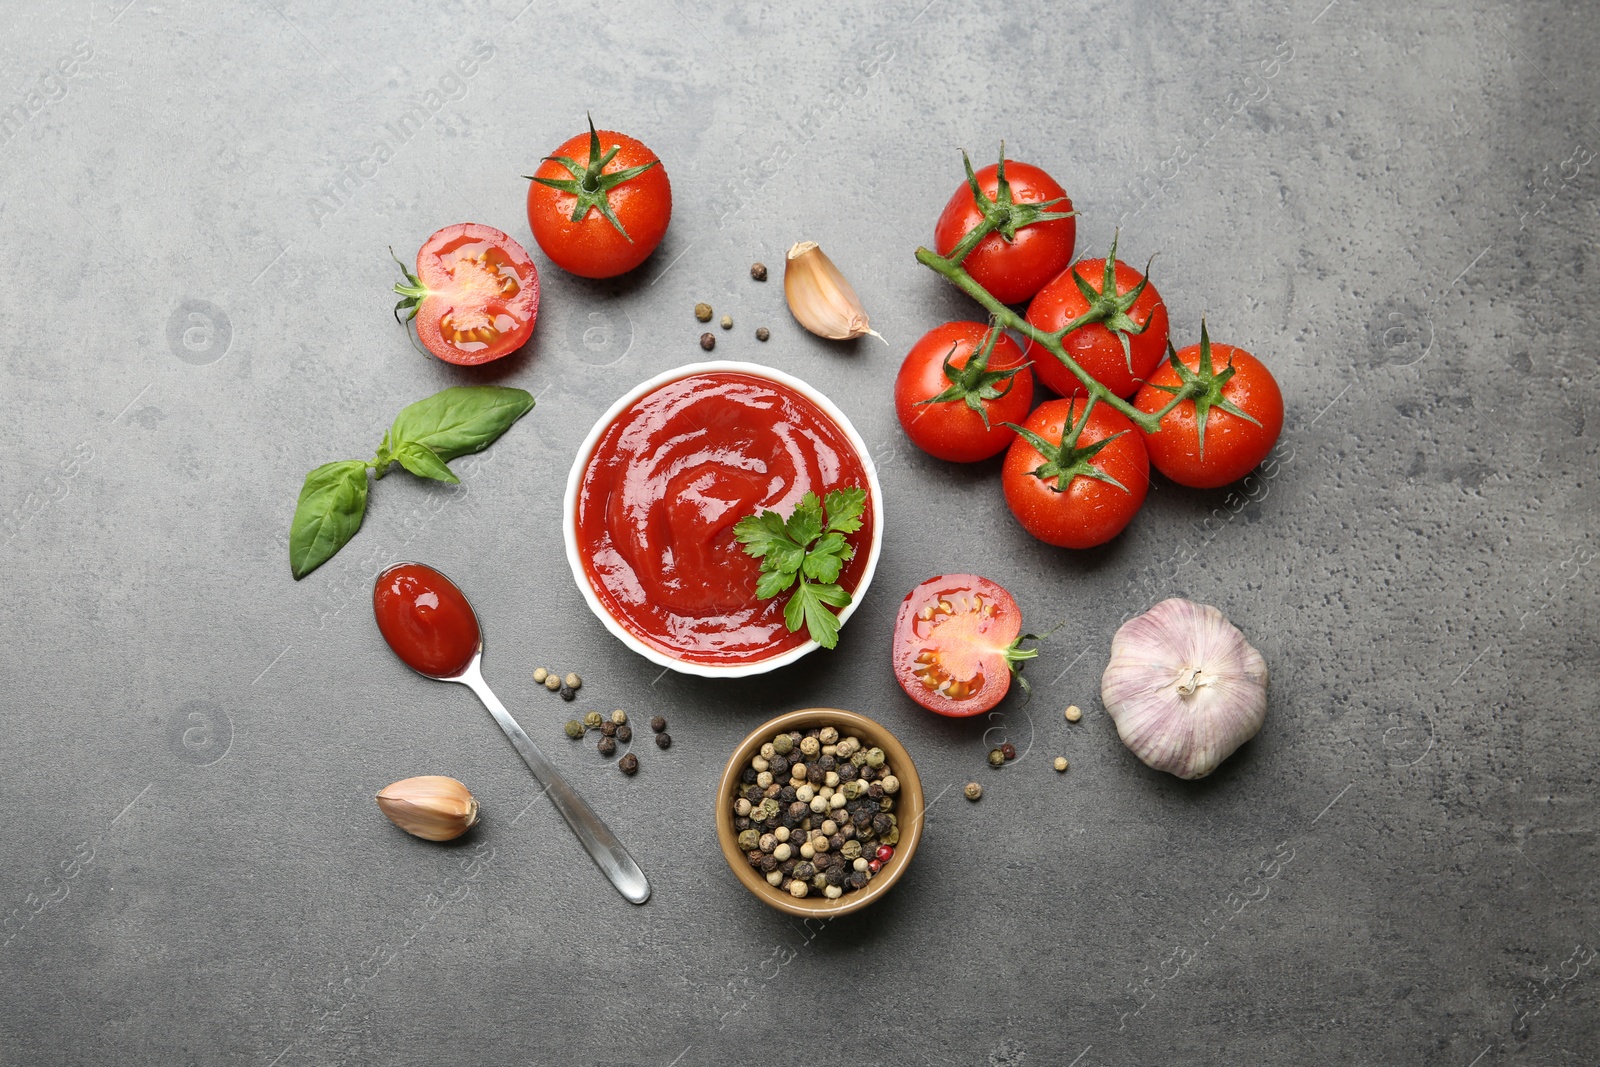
(716, 708), (923, 917)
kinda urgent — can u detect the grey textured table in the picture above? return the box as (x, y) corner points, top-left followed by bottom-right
(2, 2), (1596, 1064)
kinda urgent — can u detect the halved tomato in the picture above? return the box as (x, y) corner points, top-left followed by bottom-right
(392, 223), (540, 365)
(891, 574), (1038, 717)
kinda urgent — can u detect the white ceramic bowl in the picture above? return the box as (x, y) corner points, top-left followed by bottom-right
(563, 361), (885, 678)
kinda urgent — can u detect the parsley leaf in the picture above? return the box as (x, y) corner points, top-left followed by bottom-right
(734, 486), (867, 649)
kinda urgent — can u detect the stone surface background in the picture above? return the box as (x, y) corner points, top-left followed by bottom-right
(1, 1), (1595, 1064)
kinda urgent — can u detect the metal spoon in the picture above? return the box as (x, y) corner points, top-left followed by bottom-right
(375, 564), (649, 904)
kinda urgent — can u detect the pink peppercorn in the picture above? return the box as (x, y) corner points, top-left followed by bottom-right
(875, 845), (894, 862)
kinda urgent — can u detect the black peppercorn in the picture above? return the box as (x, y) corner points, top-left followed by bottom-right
(755, 327), (770, 342)
(817, 755), (836, 772)
(559, 684), (576, 701)
(618, 753), (639, 775)
(793, 861), (817, 881)
(759, 854), (778, 873)
(849, 870), (869, 890)
(655, 732), (672, 750)
(781, 858), (798, 875)
(734, 816), (752, 831)
(778, 785), (797, 803)
(828, 833), (847, 852)
(787, 801), (809, 823)
(858, 766), (876, 781)
(650, 716), (667, 733)
(746, 849), (764, 867)
(807, 765), (825, 785)
(598, 736), (617, 756)
(825, 865), (846, 887)
(601, 720), (617, 737)
(873, 813), (893, 836)
(770, 755), (790, 777)
(867, 782), (885, 798)
(616, 724), (632, 743)
(744, 785), (763, 804)
(836, 762), (857, 782)
(751, 262), (768, 281)
(699, 332), (716, 351)
(742, 767), (757, 784)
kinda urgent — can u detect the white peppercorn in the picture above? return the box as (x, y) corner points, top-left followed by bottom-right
(824, 885), (843, 899)
(758, 833), (777, 853)
(881, 775), (900, 795)
(788, 881), (808, 898)
(773, 842), (793, 862)
(819, 727), (839, 744)
(766, 870), (784, 887)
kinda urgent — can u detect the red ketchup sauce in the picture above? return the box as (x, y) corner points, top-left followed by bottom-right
(576, 371), (874, 665)
(373, 563), (481, 677)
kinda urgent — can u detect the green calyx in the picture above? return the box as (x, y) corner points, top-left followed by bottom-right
(390, 246), (428, 324)
(1056, 233), (1157, 373)
(524, 115), (659, 242)
(1003, 396), (1131, 495)
(956, 142), (1076, 255)
(1140, 318), (1259, 460)
(915, 325), (1028, 431)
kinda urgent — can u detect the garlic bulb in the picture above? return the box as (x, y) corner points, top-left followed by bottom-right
(1100, 599), (1268, 779)
(376, 775), (480, 841)
(784, 241), (883, 342)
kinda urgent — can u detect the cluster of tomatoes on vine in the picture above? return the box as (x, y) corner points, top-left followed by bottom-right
(895, 146), (1285, 549)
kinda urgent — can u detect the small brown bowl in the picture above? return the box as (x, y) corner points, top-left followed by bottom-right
(716, 708), (924, 917)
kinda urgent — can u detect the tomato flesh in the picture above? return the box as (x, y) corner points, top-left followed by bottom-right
(373, 563), (481, 678)
(892, 574), (1023, 716)
(411, 223), (540, 366)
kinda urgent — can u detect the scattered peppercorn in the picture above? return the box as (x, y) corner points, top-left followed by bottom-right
(616, 724), (633, 743)
(564, 672), (581, 691)
(533, 667), (549, 684)
(751, 262), (768, 281)
(700, 332), (716, 351)
(618, 753), (639, 775)
(694, 302), (713, 322)
(584, 711), (603, 729)
(1000, 742), (1017, 761)
(559, 684), (576, 701)
(563, 720), (584, 739)
(1065, 704), (1082, 722)
(609, 709), (627, 725)
(598, 736), (617, 757)
(544, 674), (561, 691)
(720, 314), (733, 330)
(600, 720), (617, 738)
(988, 748), (1005, 767)
(964, 782), (983, 801)
(755, 327), (770, 342)
(650, 715), (668, 733)
(655, 732), (672, 750)
(1054, 756), (1070, 772)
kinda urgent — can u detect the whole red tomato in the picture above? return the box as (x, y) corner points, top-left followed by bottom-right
(1025, 239), (1168, 399)
(891, 574), (1038, 716)
(933, 152), (1076, 305)
(1002, 398), (1149, 548)
(391, 223), (539, 366)
(525, 119), (671, 278)
(893, 322), (1033, 462)
(1134, 323), (1284, 488)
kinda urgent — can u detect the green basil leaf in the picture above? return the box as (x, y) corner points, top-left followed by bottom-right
(393, 441), (460, 484)
(389, 386), (535, 462)
(289, 460), (369, 580)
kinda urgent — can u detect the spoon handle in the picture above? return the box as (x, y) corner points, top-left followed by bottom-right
(456, 663), (650, 904)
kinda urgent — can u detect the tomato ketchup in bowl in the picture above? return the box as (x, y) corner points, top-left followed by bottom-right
(373, 563), (482, 678)
(565, 362), (884, 677)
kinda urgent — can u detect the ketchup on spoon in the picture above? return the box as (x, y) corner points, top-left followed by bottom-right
(373, 563), (481, 678)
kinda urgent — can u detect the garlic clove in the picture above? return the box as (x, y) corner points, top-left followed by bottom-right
(783, 241), (884, 342)
(376, 775), (480, 841)
(1100, 598), (1268, 780)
